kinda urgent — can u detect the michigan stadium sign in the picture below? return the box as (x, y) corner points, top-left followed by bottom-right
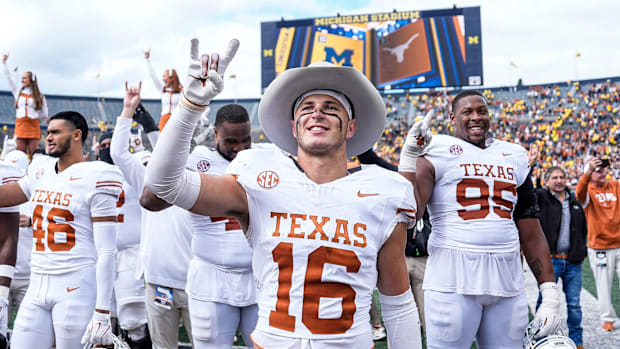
(261, 7), (483, 91)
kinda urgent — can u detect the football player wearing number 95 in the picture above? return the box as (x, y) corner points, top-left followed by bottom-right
(400, 90), (561, 348)
(0, 111), (125, 348)
(145, 38), (421, 349)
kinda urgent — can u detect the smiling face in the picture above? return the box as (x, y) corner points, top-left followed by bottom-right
(21, 72), (32, 88)
(450, 94), (490, 148)
(215, 121), (251, 161)
(291, 94), (356, 156)
(162, 69), (171, 86)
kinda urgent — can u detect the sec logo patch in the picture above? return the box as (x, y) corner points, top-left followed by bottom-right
(257, 170), (279, 189)
(449, 144), (463, 155)
(196, 160), (210, 172)
(36, 168), (45, 179)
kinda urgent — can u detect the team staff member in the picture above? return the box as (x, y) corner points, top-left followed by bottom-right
(536, 166), (587, 348)
(2, 54), (48, 156)
(402, 91), (561, 348)
(144, 49), (182, 131)
(145, 39), (422, 348)
(576, 157), (620, 331)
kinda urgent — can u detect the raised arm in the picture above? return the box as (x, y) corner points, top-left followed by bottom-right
(398, 109), (435, 218)
(2, 54), (18, 96)
(144, 50), (164, 91)
(111, 82), (147, 190)
(144, 38), (248, 223)
(576, 157), (599, 206)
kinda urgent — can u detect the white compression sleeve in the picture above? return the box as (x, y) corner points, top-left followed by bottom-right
(91, 193), (118, 311)
(379, 288), (422, 349)
(144, 104), (202, 209)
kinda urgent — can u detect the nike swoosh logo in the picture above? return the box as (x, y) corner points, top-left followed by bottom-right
(502, 153), (511, 156)
(358, 190), (379, 197)
(66, 286), (80, 292)
(69, 177), (81, 181)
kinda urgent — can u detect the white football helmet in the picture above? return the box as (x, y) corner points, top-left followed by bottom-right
(524, 323), (577, 349)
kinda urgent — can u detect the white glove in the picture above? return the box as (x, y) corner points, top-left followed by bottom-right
(181, 38), (239, 111)
(81, 311), (116, 348)
(0, 298), (8, 336)
(398, 109), (435, 172)
(532, 282), (561, 338)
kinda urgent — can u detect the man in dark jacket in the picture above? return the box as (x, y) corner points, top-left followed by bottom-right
(536, 166), (587, 349)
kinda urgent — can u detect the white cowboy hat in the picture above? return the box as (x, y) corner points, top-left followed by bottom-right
(258, 61), (386, 157)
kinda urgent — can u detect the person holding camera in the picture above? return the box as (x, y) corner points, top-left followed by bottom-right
(576, 157), (620, 331)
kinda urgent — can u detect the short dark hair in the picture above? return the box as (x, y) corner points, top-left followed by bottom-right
(544, 166), (567, 181)
(451, 90), (487, 113)
(215, 104), (250, 127)
(50, 111), (88, 143)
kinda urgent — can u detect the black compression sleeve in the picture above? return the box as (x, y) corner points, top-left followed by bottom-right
(357, 149), (398, 172)
(514, 174), (541, 220)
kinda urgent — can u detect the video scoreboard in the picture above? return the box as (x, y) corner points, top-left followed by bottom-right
(261, 7), (483, 91)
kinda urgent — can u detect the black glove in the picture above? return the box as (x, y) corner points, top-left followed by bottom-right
(133, 104), (158, 133)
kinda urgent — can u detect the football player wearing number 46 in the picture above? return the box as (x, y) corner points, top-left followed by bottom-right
(0, 111), (126, 348)
(145, 38), (421, 349)
(400, 90), (561, 348)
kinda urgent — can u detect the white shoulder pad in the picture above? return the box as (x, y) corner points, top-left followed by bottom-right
(1, 161), (22, 185)
(91, 161), (124, 198)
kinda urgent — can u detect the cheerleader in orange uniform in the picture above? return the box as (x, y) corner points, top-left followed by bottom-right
(144, 49), (182, 131)
(2, 54), (47, 156)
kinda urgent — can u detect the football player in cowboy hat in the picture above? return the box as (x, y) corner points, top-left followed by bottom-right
(145, 37), (422, 348)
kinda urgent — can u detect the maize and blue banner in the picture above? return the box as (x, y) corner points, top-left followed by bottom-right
(261, 7), (483, 91)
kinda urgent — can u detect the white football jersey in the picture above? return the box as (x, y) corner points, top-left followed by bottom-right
(423, 135), (529, 253)
(18, 160), (123, 274)
(226, 147), (415, 339)
(186, 146), (252, 270)
(0, 161), (23, 213)
(115, 179), (141, 250)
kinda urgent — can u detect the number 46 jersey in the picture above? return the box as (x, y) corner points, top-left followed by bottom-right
(423, 135), (529, 253)
(226, 147), (416, 340)
(18, 159), (123, 274)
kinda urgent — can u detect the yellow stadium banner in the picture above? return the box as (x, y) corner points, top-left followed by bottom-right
(275, 27), (296, 75)
(310, 32), (364, 72)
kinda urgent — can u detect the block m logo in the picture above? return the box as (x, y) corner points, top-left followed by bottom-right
(324, 47), (354, 66)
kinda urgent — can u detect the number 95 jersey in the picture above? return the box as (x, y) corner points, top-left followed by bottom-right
(423, 135), (529, 253)
(226, 147), (416, 340)
(18, 159), (123, 274)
